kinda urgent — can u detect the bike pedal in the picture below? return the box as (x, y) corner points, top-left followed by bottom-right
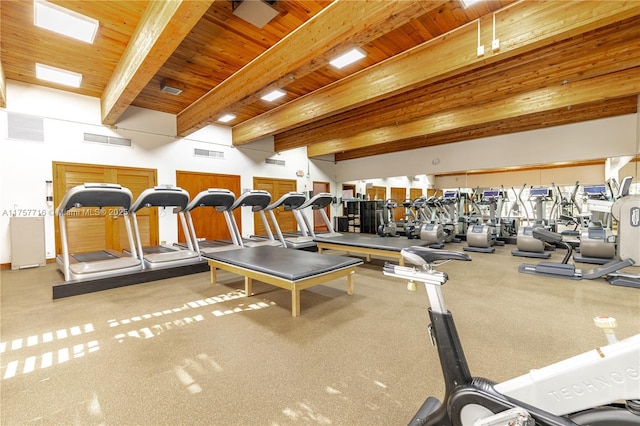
(472, 407), (534, 426)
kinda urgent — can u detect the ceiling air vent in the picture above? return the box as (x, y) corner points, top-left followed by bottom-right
(160, 78), (184, 95)
(7, 112), (45, 142)
(84, 133), (132, 147)
(232, 0), (279, 29)
(194, 148), (225, 159)
(265, 158), (285, 167)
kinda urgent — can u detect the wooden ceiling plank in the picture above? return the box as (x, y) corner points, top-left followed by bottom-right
(0, 53), (5, 109)
(176, 0), (442, 137)
(234, 0), (640, 145)
(307, 67), (640, 157)
(0, 0), (5, 109)
(335, 97), (639, 161)
(101, 0), (214, 125)
(276, 22), (640, 151)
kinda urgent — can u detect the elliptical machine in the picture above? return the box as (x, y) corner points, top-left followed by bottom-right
(420, 190), (460, 249)
(518, 180), (639, 287)
(463, 187), (507, 253)
(377, 198), (400, 237)
(572, 178), (631, 265)
(511, 185), (555, 259)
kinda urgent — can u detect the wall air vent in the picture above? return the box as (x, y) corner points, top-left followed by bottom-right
(194, 148), (225, 159)
(7, 112), (45, 142)
(265, 158), (285, 167)
(84, 133), (132, 147)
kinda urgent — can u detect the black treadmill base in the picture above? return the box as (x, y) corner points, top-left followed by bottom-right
(463, 246), (496, 253)
(52, 261), (210, 299)
(511, 250), (552, 259)
(573, 255), (612, 265)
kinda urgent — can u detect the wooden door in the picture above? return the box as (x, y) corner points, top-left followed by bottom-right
(410, 188), (423, 200)
(366, 186), (386, 202)
(390, 187), (407, 222)
(176, 171), (241, 242)
(253, 177), (297, 236)
(313, 181), (330, 232)
(53, 162), (157, 255)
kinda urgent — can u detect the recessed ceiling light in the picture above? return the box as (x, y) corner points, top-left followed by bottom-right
(329, 48), (366, 69)
(218, 114), (236, 123)
(36, 63), (82, 87)
(261, 89), (286, 102)
(34, 0), (99, 44)
(460, 0), (482, 7)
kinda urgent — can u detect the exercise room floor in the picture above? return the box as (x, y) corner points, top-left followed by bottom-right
(1, 242), (639, 425)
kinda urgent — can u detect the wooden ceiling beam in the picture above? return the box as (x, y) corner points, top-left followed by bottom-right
(0, 58), (6, 109)
(334, 97), (639, 161)
(101, 0), (214, 126)
(234, 0), (640, 146)
(176, 0), (440, 137)
(307, 67), (640, 157)
(275, 18), (640, 152)
(0, 1), (4, 109)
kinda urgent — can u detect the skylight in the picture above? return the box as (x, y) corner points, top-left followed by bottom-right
(460, 0), (482, 7)
(218, 114), (236, 123)
(261, 89), (286, 102)
(36, 63), (82, 87)
(34, 0), (99, 44)
(329, 48), (366, 69)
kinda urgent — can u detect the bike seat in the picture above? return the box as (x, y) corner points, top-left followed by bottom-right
(532, 227), (563, 244)
(401, 246), (471, 266)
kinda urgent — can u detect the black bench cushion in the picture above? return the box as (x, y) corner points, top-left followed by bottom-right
(205, 246), (362, 281)
(313, 233), (429, 252)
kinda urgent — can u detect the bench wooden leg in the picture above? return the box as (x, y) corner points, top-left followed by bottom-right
(245, 276), (253, 296)
(347, 270), (354, 295)
(291, 288), (301, 317)
(210, 266), (217, 284)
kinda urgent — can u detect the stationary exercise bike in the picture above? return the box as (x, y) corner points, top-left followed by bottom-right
(383, 246), (640, 426)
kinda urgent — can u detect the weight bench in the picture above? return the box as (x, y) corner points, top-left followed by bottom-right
(314, 233), (430, 266)
(205, 246), (363, 317)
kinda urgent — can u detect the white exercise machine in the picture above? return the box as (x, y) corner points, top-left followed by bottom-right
(384, 246), (640, 425)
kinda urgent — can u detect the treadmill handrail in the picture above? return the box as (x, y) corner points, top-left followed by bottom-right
(185, 188), (235, 212)
(56, 183), (133, 214)
(130, 186), (190, 212)
(297, 192), (333, 210)
(265, 192), (307, 211)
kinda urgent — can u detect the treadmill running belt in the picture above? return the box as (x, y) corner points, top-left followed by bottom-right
(143, 246), (176, 254)
(71, 251), (118, 262)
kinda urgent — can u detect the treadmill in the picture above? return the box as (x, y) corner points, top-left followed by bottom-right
(129, 186), (201, 269)
(183, 188), (244, 255)
(261, 192), (311, 249)
(296, 192), (342, 239)
(226, 189), (283, 247)
(56, 183), (142, 282)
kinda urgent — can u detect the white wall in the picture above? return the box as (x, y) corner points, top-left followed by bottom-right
(0, 81), (334, 264)
(1, 81), (638, 265)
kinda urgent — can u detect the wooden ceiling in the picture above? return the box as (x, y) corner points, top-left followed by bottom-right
(1, 0), (639, 162)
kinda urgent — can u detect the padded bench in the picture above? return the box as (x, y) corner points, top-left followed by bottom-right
(314, 233), (429, 266)
(205, 246), (363, 317)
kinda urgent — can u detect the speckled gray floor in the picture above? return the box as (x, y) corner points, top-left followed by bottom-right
(1, 242), (639, 425)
